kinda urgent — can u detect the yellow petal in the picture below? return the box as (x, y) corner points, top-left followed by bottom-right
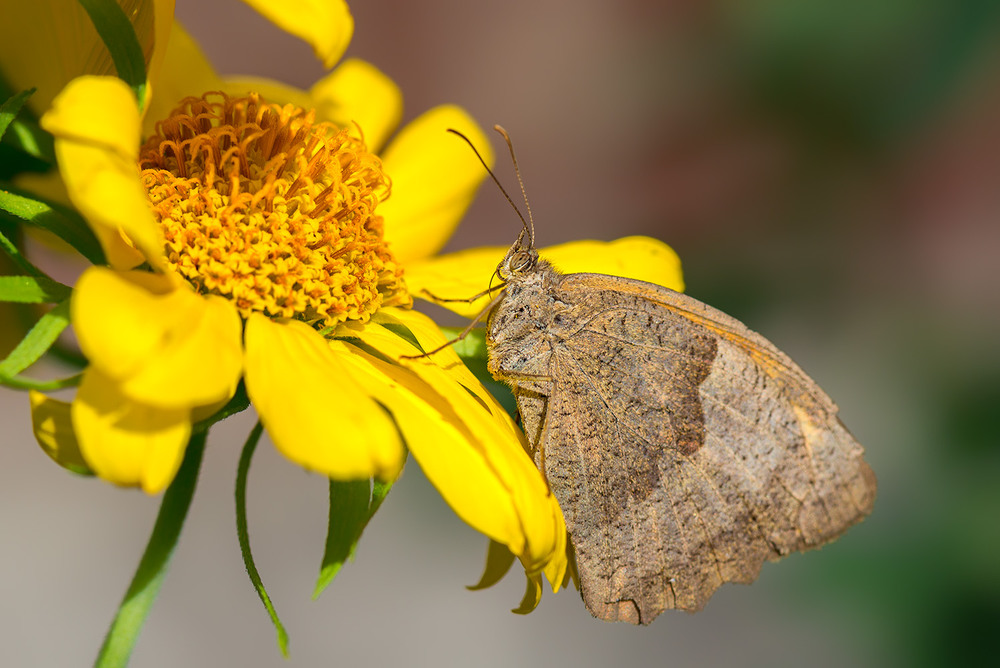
(513, 573), (544, 615)
(345, 308), (567, 573)
(144, 0), (178, 114)
(0, 0), (158, 114)
(217, 76), (314, 111)
(29, 390), (92, 476)
(241, 0), (353, 69)
(73, 368), (192, 494)
(407, 236), (686, 318)
(73, 267), (243, 410)
(243, 314), (404, 481)
(309, 59), (402, 153)
(144, 20), (223, 133)
(41, 76), (165, 269)
(377, 106), (494, 265)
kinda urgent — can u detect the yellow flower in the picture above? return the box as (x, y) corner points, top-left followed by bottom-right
(8, 0), (685, 608)
(12, 0), (572, 589)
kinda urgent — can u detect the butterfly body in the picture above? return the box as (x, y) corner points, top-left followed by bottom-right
(486, 254), (877, 625)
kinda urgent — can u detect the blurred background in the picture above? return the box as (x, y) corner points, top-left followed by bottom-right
(2, 0), (999, 666)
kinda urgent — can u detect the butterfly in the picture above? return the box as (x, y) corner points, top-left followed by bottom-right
(449, 127), (876, 625)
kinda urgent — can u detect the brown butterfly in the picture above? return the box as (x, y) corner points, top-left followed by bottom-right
(451, 127), (876, 625)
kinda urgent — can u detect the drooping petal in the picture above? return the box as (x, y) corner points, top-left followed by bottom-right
(243, 314), (404, 481)
(407, 236), (686, 318)
(309, 59), (402, 153)
(29, 390), (92, 476)
(73, 267), (243, 410)
(241, 0), (353, 69)
(377, 106), (494, 265)
(72, 368), (192, 494)
(340, 308), (567, 576)
(41, 76), (164, 269)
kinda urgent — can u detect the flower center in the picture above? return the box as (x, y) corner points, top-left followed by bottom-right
(138, 92), (409, 327)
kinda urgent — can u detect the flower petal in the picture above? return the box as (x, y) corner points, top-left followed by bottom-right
(41, 76), (165, 269)
(0, 0), (149, 114)
(29, 390), (92, 476)
(407, 236), (686, 318)
(73, 368), (192, 494)
(241, 0), (353, 69)
(309, 59), (402, 154)
(377, 106), (494, 265)
(73, 267), (243, 410)
(144, 20), (224, 132)
(343, 308), (567, 574)
(243, 314), (404, 481)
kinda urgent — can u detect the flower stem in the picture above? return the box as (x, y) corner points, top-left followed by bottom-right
(235, 421), (290, 657)
(93, 431), (207, 668)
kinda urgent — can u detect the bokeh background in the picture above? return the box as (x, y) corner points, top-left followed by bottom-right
(2, 1), (999, 666)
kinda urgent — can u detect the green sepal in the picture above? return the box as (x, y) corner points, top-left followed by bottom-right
(95, 431), (207, 668)
(0, 274), (71, 303)
(0, 187), (106, 265)
(313, 477), (393, 599)
(0, 299), (70, 384)
(235, 421), (290, 657)
(76, 0), (147, 109)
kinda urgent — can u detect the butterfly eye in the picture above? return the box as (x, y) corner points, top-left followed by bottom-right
(509, 249), (535, 274)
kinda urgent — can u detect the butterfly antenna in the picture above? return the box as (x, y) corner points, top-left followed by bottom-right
(446, 128), (532, 247)
(493, 125), (535, 249)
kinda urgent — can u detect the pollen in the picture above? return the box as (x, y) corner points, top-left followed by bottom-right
(138, 92), (410, 327)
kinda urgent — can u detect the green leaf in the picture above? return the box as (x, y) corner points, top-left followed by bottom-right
(95, 431), (206, 668)
(314, 479), (372, 598)
(77, 0), (147, 108)
(0, 275), (71, 303)
(0, 372), (82, 391)
(0, 300), (70, 382)
(0, 89), (35, 143)
(235, 421), (290, 657)
(0, 187), (105, 265)
(0, 225), (44, 276)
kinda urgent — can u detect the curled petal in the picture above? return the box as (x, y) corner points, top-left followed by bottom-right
(407, 236), (686, 319)
(73, 267), (243, 410)
(241, 0), (353, 69)
(341, 308), (567, 576)
(378, 106), (494, 265)
(30, 391), (92, 476)
(243, 315), (404, 481)
(41, 76), (164, 269)
(309, 59), (402, 153)
(73, 368), (192, 494)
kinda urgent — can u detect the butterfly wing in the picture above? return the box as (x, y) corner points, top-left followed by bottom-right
(514, 272), (875, 624)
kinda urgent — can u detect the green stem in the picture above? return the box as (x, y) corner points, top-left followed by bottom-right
(235, 421), (290, 656)
(94, 431), (207, 668)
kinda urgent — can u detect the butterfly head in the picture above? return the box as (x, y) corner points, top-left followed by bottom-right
(497, 228), (538, 282)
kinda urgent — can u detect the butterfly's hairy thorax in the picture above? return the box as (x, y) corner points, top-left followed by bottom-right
(486, 260), (568, 385)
